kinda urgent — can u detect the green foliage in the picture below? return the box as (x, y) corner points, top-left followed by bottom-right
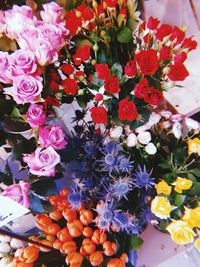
(117, 26), (133, 44)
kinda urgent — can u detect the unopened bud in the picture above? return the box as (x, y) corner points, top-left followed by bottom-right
(78, 89), (84, 95)
(162, 67), (170, 75)
(161, 81), (174, 90)
(92, 59), (96, 65)
(93, 43), (98, 52)
(75, 11), (81, 18)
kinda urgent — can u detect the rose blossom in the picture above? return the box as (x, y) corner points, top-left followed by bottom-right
(40, 2), (64, 24)
(17, 25), (40, 51)
(109, 126), (123, 139)
(118, 98), (138, 121)
(2, 181), (30, 208)
(126, 133), (138, 147)
(39, 126), (67, 150)
(26, 104), (46, 128)
(23, 146), (60, 177)
(4, 75), (43, 104)
(90, 106), (108, 124)
(145, 142), (157, 155)
(135, 49), (158, 75)
(168, 64), (189, 81)
(137, 131), (151, 145)
(0, 52), (12, 84)
(172, 122), (182, 139)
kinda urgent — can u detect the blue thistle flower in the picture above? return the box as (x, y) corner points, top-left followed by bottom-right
(113, 211), (141, 234)
(68, 189), (82, 210)
(103, 141), (119, 155)
(99, 153), (118, 173)
(84, 141), (96, 157)
(110, 176), (134, 200)
(133, 165), (155, 190)
(118, 156), (133, 173)
(94, 202), (115, 231)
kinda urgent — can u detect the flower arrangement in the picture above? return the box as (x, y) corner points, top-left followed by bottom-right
(0, 0), (199, 266)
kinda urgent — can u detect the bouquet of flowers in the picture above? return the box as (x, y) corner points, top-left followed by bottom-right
(0, 0), (199, 266)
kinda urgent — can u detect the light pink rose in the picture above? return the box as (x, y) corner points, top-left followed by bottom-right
(39, 126), (67, 150)
(2, 181), (30, 208)
(0, 52), (12, 84)
(8, 49), (37, 79)
(40, 2), (63, 24)
(4, 75), (43, 104)
(26, 104), (46, 128)
(17, 25), (40, 51)
(170, 114), (183, 123)
(23, 146), (60, 177)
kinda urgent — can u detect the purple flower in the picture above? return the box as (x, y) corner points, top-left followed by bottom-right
(68, 190), (82, 210)
(110, 176), (133, 200)
(118, 156), (133, 173)
(40, 2), (64, 24)
(0, 52), (12, 84)
(133, 165), (155, 190)
(113, 211), (140, 234)
(94, 202), (115, 231)
(26, 104), (46, 128)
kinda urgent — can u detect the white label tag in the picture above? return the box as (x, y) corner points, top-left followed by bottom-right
(0, 196), (29, 228)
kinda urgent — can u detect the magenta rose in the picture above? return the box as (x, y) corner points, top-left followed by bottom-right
(40, 2), (63, 24)
(2, 181), (30, 208)
(23, 146), (60, 177)
(18, 25), (40, 51)
(8, 49), (37, 79)
(4, 75), (43, 104)
(39, 126), (67, 150)
(0, 51), (12, 84)
(26, 104), (46, 128)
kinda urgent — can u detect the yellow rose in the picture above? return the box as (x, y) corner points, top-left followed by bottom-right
(173, 177), (193, 193)
(166, 220), (195, 245)
(151, 196), (172, 219)
(194, 236), (200, 251)
(187, 138), (200, 155)
(155, 180), (172, 196)
(182, 207), (200, 228)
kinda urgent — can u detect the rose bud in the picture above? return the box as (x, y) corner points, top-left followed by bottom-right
(67, 220), (84, 237)
(0, 242), (11, 253)
(53, 239), (63, 250)
(91, 229), (107, 245)
(89, 251), (104, 266)
(79, 209), (93, 225)
(62, 241), (77, 254)
(45, 223), (61, 235)
(103, 241), (117, 256)
(22, 246), (39, 263)
(82, 238), (96, 254)
(66, 252), (83, 266)
(49, 210), (62, 221)
(63, 208), (77, 222)
(109, 126), (123, 140)
(126, 133), (138, 147)
(83, 227), (93, 237)
(57, 228), (73, 242)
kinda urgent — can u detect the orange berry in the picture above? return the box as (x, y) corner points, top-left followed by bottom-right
(60, 188), (69, 196)
(49, 195), (59, 206)
(103, 241), (117, 256)
(80, 246), (87, 256)
(50, 210), (63, 221)
(107, 258), (125, 267)
(23, 246), (39, 263)
(36, 214), (52, 230)
(66, 252), (83, 266)
(45, 223), (61, 235)
(62, 240), (77, 254)
(91, 229), (107, 244)
(82, 238), (96, 254)
(79, 209), (93, 225)
(53, 239), (63, 250)
(83, 227), (93, 237)
(17, 263), (34, 267)
(63, 208), (77, 222)
(46, 234), (56, 243)
(67, 220), (84, 237)
(57, 227), (73, 242)
(120, 253), (128, 263)
(89, 251), (104, 266)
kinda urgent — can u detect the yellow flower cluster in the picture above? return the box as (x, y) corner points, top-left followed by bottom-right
(188, 138), (200, 156)
(172, 177), (193, 193)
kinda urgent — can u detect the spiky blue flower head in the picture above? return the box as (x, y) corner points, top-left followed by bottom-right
(94, 201), (115, 231)
(118, 156), (133, 173)
(99, 153), (118, 173)
(68, 189), (82, 210)
(133, 165), (155, 190)
(103, 140), (119, 155)
(109, 176), (134, 200)
(84, 141), (96, 157)
(113, 211), (141, 234)
(140, 207), (157, 224)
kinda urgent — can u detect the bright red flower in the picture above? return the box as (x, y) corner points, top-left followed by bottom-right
(143, 33), (151, 44)
(62, 78), (78, 95)
(168, 64), (189, 81)
(174, 52), (187, 64)
(48, 80), (59, 93)
(90, 106), (107, 124)
(159, 46), (171, 60)
(65, 10), (82, 36)
(104, 76), (120, 94)
(73, 54), (82, 66)
(118, 98), (138, 121)
(49, 70), (59, 81)
(94, 93), (103, 102)
(144, 88), (164, 106)
(156, 24), (172, 41)
(134, 78), (149, 99)
(170, 26), (185, 44)
(135, 49), (158, 75)
(147, 16), (160, 30)
(119, 8), (127, 17)
(76, 4), (94, 21)
(75, 71), (84, 80)
(95, 64), (111, 80)
(76, 45), (91, 62)
(124, 61), (137, 77)
(43, 96), (60, 111)
(105, 0), (118, 8)
(60, 64), (74, 75)
(96, 3), (104, 17)
(181, 37), (198, 51)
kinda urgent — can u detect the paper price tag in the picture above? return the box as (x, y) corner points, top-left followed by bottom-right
(0, 196), (29, 228)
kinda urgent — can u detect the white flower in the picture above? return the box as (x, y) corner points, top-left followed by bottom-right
(185, 118), (199, 131)
(0, 257), (13, 267)
(135, 124), (151, 133)
(10, 238), (27, 249)
(170, 114), (183, 123)
(172, 122), (182, 139)
(148, 112), (161, 126)
(137, 131), (151, 145)
(109, 126), (123, 139)
(126, 133), (138, 147)
(159, 121), (172, 129)
(161, 81), (175, 90)
(145, 142), (157, 155)
(0, 243), (11, 253)
(14, 248), (24, 257)
(159, 110), (172, 119)
(0, 236), (11, 243)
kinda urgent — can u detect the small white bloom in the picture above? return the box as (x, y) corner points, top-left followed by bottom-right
(0, 257), (12, 267)
(0, 243), (11, 253)
(185, 117), (200, 131)
(159, 110), (172, 119)
(171, 114), (183, 123)
(135, 124), (151, 133)
(161, 81), (175, 90)
(14, 248), (24, 257)
(137, 131), (151, 145)
(10, 238), (27, 249)
(145, 142), (157, 155)
(0, 235), (11, 243)
(126, 133), (138, 147)
(172, 122), (182, 139)
(148, 112), (161, 126)
(159, 121), (172, 129)
(109, 126), (123, 139)
(7, 262), (15, 267)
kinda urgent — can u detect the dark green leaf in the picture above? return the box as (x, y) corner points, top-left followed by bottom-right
(174, 194), (186, 206)
(31, 179), (57, 197)
(129, 235), (143, 250)
(189, 168), (200, 177)
(117, 26), (132, 43)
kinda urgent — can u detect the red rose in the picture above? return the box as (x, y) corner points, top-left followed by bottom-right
(181, 37), (198, 51)
(44, 96), (60, 111)
(104, 75), (120, 94)
(119, 8), (127, 17)
(96, 3), (104, 16)
(105, 0), (118, 8)
(76, 45), (91, 62)
(159, 46), (171, 60)
(135, 49), (158, 75)
(168, 64), (189, 81)
(170, 26), (185, 44)
(65, 11), (82, 36)
(62, 78), (78, 95)
(49, 70), (59, 81)
(73, 54), (82, 66)
(134, 78), (149, 99)
(174, 52), (187, 64)
(60, 64), (74, 75)
(94, 93), (103, 102)
(147, 16), (160, 30)
(156, 24), (172, 41)
(118, 98), (138, 121)
(95, 64), (111, 80)
(76, 4), (94, 21)
(90, 106), (107, 124)
(48, 80), (59, 93)
(144, 88), (164, 106)
(143, 33), (152, 44)
(75, 71), (84, 80)
(124, 61), (137, 77)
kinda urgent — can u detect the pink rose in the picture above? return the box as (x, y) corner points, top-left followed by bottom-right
(17, 25), (40, 51)
(8, 49), (37, 79)
(39, 126), (67, 150)
(26, 104), (46, 128)
(40, 2), (64, 24)
(23, 146), (60, 177)
(4, 75), (43, 104)
(0, 52), (12, 84)
(2, 181), (30, 208)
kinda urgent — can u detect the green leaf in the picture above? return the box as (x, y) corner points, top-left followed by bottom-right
(111, 62), (123, 80)
(174, 194), (186, 206)
(77, 95), (89, 109)
(159, 163), (170, 169)
(117, 26), (132, 43)
(189, 168), (200, 177)
(187, 182), (200, 196)
(117, 14), (126, 28)
(90, 33), (99, 42)
(129, 235), (143, 250)
(31, 179), (57, 197)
